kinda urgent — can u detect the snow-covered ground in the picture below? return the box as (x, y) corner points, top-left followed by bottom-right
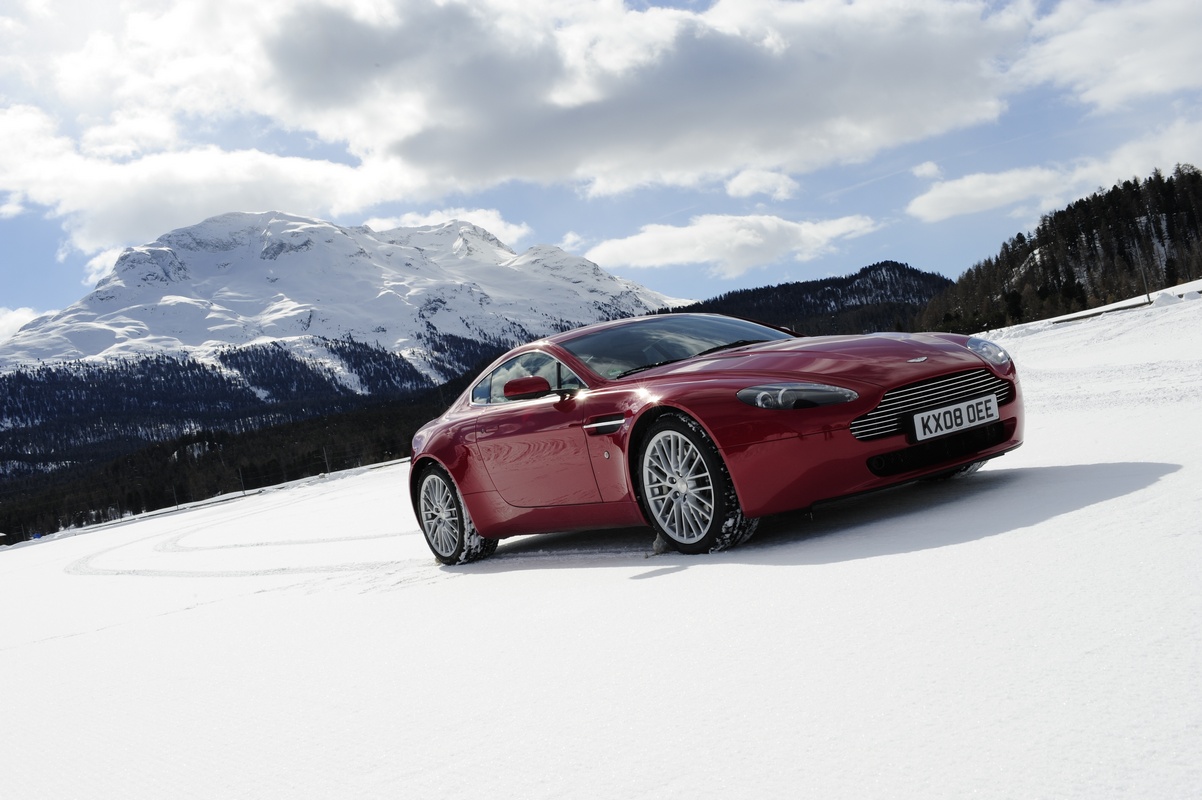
(3, 296), (1201, 799)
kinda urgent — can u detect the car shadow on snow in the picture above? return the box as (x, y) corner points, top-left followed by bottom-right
(741, 461), (1181, 566)
(469, 461), (1180, 572)
(483, 524), (657, 567)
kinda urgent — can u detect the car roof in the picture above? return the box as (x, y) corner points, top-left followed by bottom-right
(540, 312), (738, 345)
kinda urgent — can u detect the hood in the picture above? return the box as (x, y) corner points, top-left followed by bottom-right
(647, 332), (987, 387)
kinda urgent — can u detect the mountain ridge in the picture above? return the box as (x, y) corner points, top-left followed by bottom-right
(0, 211), (684, 382)
(666, 261), (952, 334)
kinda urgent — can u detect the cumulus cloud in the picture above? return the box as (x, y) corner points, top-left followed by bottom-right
(80, 110), (180, 159)
(585, 213), (878, 278)
(3, 0), (1202, 290)
(726, 170), (799, 201)
(1014, 0), (1202, 112)
(907, 167), (1066, 223)
(558, 231), (586, 253)
(0, 104), (411, 253)
(1, 193), (24, 218)
(378, 0), (1022, 196)
(0, 307), (43, 342)
(911, 161), (942, 180)
(0, 0), (1026, 262)
(83, 248), (125, 287)
(362, 208), (533, 249)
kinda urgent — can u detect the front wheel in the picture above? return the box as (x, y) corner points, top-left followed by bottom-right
(416, 465), (498, 565)
(637, 413), (758, 554)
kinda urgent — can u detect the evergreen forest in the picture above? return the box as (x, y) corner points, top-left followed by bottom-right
(920, 164), (1202, 331)
(667, 261), (953, 333)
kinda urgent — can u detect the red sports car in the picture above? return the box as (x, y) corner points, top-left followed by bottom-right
(409, 313), (1023, 564)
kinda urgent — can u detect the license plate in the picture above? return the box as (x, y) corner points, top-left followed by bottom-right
(913, 395), (999, 441)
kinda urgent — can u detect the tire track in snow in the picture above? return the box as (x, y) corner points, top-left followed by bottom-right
(64, 484), (420, 580)
(154, 529), (400, 553)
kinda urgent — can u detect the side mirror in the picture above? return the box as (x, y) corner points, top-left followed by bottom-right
(503, 375), (553, 400)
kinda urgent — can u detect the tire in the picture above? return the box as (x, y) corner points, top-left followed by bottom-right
(416, 465), (498, 565)
(637, 413), (758, 554)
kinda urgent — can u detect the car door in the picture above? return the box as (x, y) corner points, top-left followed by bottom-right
(471, 351), (601, 508)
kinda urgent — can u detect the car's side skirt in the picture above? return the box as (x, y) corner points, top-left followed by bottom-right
(463, 489), (647, 539)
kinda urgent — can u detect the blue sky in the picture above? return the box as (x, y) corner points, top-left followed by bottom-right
(3, 0), (1202, 338)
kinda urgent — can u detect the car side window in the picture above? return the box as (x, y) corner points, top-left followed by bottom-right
(471, 377), (491, 405)
(557, 362), (585, 393)
(471, 352), (584, 405)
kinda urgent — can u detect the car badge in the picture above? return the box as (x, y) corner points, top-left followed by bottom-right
(907, 356), (928, 363)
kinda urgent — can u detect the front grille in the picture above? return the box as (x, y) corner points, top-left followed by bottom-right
(850, 369), (1013, 441)
(866, 421), (1008, 477)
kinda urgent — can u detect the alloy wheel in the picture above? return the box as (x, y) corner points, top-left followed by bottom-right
(642, 429), (716, 544)
(419, 472), (461, 558)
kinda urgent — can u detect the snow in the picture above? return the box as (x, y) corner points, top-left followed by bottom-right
(1038, 277), (1202, 322)
(0, 212), (688, 380)
(2, 299), (1201, 799)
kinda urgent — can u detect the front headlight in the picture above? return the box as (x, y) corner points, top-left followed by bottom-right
(737, 382), (859, 410)
(966, 336), (1011, 367)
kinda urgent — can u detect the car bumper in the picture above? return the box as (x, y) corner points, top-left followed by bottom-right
(722, 408), (1024, 519)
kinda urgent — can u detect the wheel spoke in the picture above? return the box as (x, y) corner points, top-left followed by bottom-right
(419, 473), (461, 557)
(643, 428), (716, 544)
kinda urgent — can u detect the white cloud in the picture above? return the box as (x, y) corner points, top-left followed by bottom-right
(585, 213), (878, 278)
(4, 0), (1201, 294)
(1, 193), (24, 218)
(547, 1), (690, 107)
(907, 167), (1065, 223)
(0, 306), (43, 342)
(83, 248), (124, 287)
(0, 104), (419, 253)
(907, 118), (1202, 223)
(80, 110), (180, 159)
(911, 161), (942, 180)
(362, 208), (533, 249)
(726, 170), (799, 201)
(1015, 0), (1202, 111)
(558, 231), (586, 253)
(0, 0), (1028, 265)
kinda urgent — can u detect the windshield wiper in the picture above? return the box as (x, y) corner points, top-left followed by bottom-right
(693, 339), (768, 357)
(614, 359), (683, 379)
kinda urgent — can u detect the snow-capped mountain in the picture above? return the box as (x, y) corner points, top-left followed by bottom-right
(0, 211), (685, 382)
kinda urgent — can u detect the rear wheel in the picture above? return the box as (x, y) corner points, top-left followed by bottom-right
(416, 465), (497, 565)
(638, 413), (758, 554)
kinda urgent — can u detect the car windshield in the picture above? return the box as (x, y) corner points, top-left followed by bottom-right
(560, 315), (793, 379)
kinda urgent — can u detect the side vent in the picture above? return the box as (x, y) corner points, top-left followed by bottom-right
(583, 414), (626, 436)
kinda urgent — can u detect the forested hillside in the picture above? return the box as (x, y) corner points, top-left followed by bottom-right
(668, 261), (952, 333)
(0, 341), (441, 477)
(0, 349), (491, 540)
(921, 164), (1202, 331)
(0, 339), (502, 539)
(0, 400), (442, 538)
